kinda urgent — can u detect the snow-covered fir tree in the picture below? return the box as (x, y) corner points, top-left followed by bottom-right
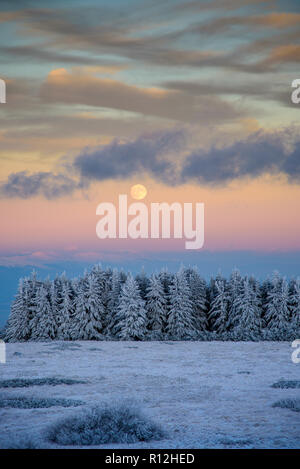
(113, 274), (147, 340)
(30, 284), (56, 341)
(226, 269), (243, 331)
(103, 268), (113, 323)
(87, 270), (106, 335)
(106, 268), (122, 336)
(91, 264), (109, 309)
(145, 274), (167, 338)
(233, 276), (262, 339)
(290, 277), (300, 330)
(71, 271), (104, 340)
(265, 272), (291, 334)
(167, 268), (196, 339)
(208, 271), (225, 306)
(5, 264), (300, 342)
(159, 268), (173, 295)
(158, 268), (173, 313)
(208, 276), (230, 334)
(184, 267), (208, 331)
(49, 277), (61, 331)
(135, 267), (150, 301)
(119, 269), (128, 284)
(5, 278), (32, 342)
(57, 275), (74, 340)
(260, 277), (272, 320)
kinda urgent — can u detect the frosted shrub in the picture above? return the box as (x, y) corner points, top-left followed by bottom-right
(271, 380), (300, 389)
(272, 399), (300, 412)
(47, 402), (164, 445)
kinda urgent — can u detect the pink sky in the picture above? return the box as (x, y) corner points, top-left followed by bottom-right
(1, 175), (300, 265)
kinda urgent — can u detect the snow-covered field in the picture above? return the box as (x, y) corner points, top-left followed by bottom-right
(1, 340), (299, 449)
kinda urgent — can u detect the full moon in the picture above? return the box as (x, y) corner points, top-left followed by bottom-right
(130, 184), (147, 200)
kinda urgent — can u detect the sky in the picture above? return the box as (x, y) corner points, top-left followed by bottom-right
(0, 0), (300, 322)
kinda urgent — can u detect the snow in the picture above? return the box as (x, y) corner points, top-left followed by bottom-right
(1, 340), (299, 449)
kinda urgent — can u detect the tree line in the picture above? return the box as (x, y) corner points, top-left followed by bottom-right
(4, 265), (300, 342)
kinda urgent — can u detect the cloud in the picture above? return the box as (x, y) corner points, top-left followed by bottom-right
(74, 129), (185, 184)
(181, 129), (300, 185)
(75, 127), (300, 186)
(161, 78), (293, 108)
(0, 171), (83, 199)
(0, 45), (119, 66)
(1, 127), (300, 199)
(40, 68), (243, 123)
(73, 126), (300, 186)
(191, 12), (300, 35)
(174, 0), (275, 13)
(0, 1), (288, 75)
(262, 44), (300, 66)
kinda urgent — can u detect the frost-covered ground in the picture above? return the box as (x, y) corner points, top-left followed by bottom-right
(0, 341), (299, 449)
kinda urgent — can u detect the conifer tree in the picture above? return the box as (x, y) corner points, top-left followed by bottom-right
(146, 274), (167, 338)
(167, 269), (196, 339)
(5, 278), (32, 342)
(226, 269), (243, 331)
(30, 284), (56, 341)
(233, 277), (262, 338)
(49, 277), (61, 332)
(208, 277), (230, 333)
(158, 268), (173, 322)
(290, 277), (300, 330)
(260, 277), (272, 320)
(71, 272), (104, 340)
(57, 276), (74, 340)
(185, 267), (208, 331)
(136, 267), (150, 300)
(107, 268), (121, 336)
(114, 274), (147, 340)
(265, 271), (291, 332)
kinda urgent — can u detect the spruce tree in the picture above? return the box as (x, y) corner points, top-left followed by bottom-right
(290, 277), (300, 331)
(106, 268), (121, 336)
(265, 272), (291, 334)
(5, 278), (31, 342)
(72, 272), (104, 340)
(146, 274), (167, 338)
(208, 277), (230, 334)
(57, 276), (74, 340)
(30, 284), (56, 341)
(233, 277), (262, 339)
(227, 269), (243, 331)
(185, 267), (208, 332)
(114, 274), (147, 340)
(167, 269), (196, 339)
(136, 267), (150, 301)
(49, 277), (61, 333)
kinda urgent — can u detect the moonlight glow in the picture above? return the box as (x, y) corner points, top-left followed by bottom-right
(130, 184), (147, 200)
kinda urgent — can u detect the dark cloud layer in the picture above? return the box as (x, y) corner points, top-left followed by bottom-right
(1, 128), (299, 199)
(181, 131), (300, 184)
(75, 128), (300, 186)
(0, 171), (83, 199)
(74, 129), (185, 184)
